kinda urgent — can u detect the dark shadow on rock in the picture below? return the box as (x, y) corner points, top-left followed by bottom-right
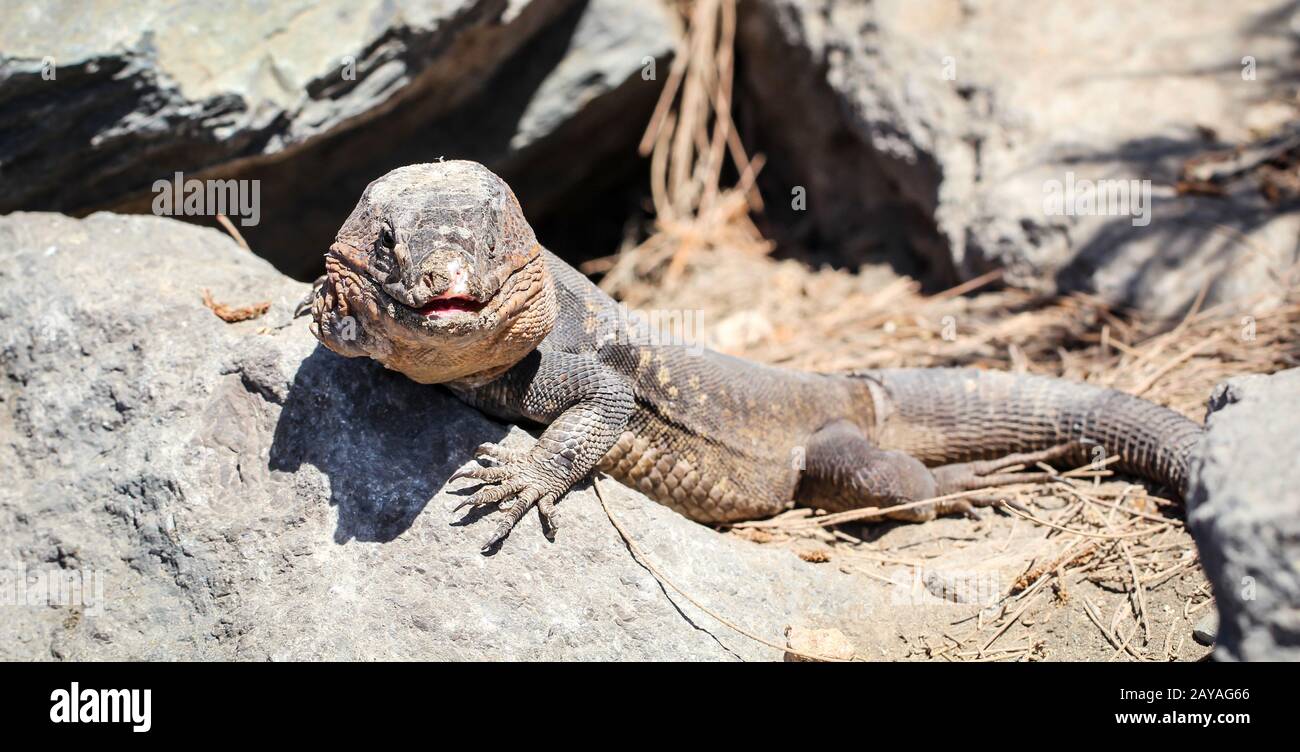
(269, 345), (510, 544)
(1043, 0), (1300, 313)
(1048, 130), (1300, 314)
(734, 2), (955, 286)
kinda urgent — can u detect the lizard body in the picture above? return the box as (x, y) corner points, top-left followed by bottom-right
(308, 162), (1204, 551)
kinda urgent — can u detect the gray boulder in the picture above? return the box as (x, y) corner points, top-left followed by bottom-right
(1188, 367), (1300, 661)
(738, 0), (1300, 315)
(0, 0), (678, 278)
(0, 0), (569, 212)
(0, 211), (887, 660)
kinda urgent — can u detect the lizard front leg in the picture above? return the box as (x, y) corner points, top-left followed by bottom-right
(449, 352), (635, 552)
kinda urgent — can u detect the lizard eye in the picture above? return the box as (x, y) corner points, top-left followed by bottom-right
(379, 225), (396, 249)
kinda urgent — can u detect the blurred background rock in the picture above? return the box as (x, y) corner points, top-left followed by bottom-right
(4, 0), (1298, 315)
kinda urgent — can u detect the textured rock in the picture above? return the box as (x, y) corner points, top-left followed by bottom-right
(0, 0), (678, 278)
(1187, 368), (1300, 661)
(0, 211), (889, 660)
(738, 0), (1299, 314)
(216, 0), (678, 279)
(737, 0), (969, 283)
(0, 0), (568, 211)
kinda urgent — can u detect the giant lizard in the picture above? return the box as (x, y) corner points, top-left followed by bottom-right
(305, 161), (1204, 552)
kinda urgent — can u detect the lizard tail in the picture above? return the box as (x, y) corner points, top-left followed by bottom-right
(855, 368), (1204, 499)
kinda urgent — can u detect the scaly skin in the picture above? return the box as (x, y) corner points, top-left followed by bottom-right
(308, 161), (1204, 551)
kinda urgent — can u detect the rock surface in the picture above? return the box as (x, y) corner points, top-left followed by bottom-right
(0, 0), (564, 211)
(0, 0), (678, 278)
(0, 211), (892, 660)
(9, 0), (1293, 313)
(1188, 367), (1300, 661)
(738, 0), (1300, 314)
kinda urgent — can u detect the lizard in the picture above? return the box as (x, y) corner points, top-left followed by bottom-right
(304, 161), (1205, 553)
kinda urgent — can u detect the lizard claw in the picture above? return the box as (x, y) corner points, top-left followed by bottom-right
(537, 496), (559, 535)
(480, 487), (547, 553)
(452, 476), (529, 511)
(448, 442), (530, 484)
(294, 275), (327, 318)
(448, 454), (564, 551)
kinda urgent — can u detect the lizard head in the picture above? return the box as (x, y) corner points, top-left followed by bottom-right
(310, 161), (556, 385)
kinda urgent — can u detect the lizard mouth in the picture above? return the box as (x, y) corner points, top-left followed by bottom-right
(324, 242), (496, 324)
(415, 294), (487, 318)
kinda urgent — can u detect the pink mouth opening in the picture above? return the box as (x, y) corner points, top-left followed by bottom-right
(416, 296), (486, 317)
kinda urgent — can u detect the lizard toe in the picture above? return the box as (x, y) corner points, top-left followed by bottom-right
(450, 464), (513, 483)
(454, 477), (529, 511)
(537, 495), (560, 537)
(474, 442), (528, 465)
(481, 487), (543, 553)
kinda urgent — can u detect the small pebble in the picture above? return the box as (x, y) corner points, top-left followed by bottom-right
(1193, 611), (1219, 646)
(784, 626), (856, 662)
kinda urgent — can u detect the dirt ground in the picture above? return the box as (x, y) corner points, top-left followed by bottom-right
(590, 243), (1298, 661)
(739, 483), (1213, 662)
